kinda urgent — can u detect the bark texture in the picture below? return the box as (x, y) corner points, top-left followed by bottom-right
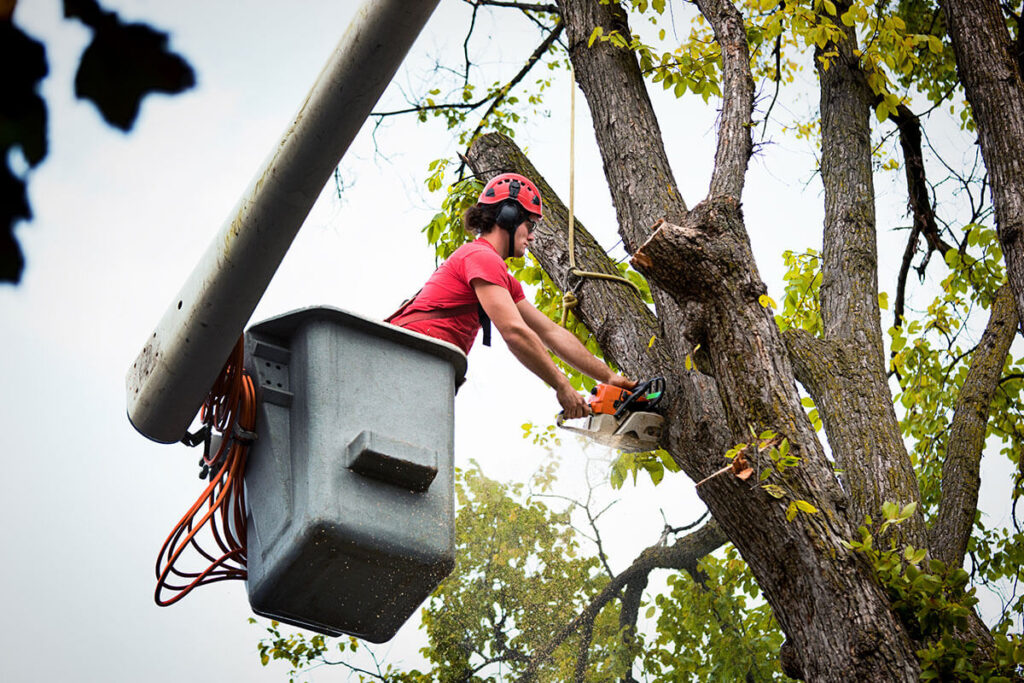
(939, 0), (1024, 324)
(813, 12), (927, 547)
(931, 284), (1020, 567)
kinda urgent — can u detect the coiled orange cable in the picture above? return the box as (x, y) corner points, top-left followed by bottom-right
(154, 337), (256, 606)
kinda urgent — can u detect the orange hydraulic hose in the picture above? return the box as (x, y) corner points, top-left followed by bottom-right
(154, 337), (256, 607)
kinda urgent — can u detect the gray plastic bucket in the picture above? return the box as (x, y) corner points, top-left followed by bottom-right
(242, 306), (466, 642)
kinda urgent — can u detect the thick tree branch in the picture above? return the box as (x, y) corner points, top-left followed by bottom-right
(515, 520), (728, 682)
(557, 0), (687, 252)
(931, 284), (1019, 567)
(940, 0), (1024, 329)
(816, 2), (927, 545)
(692, 0), (755, 200)
(617, 574), (647, 682)
(557, 0), (733, 459)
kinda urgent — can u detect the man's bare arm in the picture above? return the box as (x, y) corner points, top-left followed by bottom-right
(517, 299), (635, 389)
(472, 280), (590, 418)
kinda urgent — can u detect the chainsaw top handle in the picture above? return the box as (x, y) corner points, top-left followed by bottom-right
(612, 376), (665, 420)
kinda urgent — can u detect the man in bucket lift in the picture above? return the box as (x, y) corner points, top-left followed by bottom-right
(388, 173), (634, 418)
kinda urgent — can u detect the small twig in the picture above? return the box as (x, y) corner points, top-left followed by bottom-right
(471, 0), (559, 11)
(462, 21), (565, 150)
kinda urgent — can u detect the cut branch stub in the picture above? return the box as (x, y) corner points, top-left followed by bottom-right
(631, 202), (745, 302)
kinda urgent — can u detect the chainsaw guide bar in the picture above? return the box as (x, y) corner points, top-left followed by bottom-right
(557, 412), (664, 453)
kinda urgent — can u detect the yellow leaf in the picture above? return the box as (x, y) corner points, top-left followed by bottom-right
(648, 335), (657, 348)
(759, 294), (777, 309)
(795, 499), (818, 514)
(875, 101), (889, 122)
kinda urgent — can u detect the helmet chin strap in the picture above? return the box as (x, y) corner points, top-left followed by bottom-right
(503, 225), (516, 259)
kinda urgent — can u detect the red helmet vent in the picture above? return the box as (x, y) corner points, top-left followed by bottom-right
(478, 173), (543, 218)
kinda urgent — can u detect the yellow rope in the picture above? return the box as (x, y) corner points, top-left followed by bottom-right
(561, 64), (641, 328)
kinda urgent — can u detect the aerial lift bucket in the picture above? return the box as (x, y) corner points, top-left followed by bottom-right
(242, 306), (466, 642)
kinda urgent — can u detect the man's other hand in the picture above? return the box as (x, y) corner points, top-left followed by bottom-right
(606, 374), (637, 390)
(557, 385), (590, 419)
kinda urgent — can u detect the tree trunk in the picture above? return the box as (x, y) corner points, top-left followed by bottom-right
(546, 0), (927, 677)
(939, 0), (1024, 324)
(457, 0), (1024, 672)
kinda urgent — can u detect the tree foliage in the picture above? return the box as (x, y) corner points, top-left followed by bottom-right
(1, 0), (194, 284)
(261, 0), (1024, 678)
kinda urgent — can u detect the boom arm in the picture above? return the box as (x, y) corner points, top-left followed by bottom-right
(126, 0), (440, 443)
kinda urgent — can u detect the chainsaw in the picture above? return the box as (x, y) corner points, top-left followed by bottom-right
(556, 377), (666, 452)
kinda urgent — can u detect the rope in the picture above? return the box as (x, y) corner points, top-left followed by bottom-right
(154, 336), (255, 606)
(561, 63), (641, 327)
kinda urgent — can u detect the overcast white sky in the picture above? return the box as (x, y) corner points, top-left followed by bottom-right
(1, 1), (1016, 681)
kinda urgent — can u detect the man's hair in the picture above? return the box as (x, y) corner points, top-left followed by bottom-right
(463, 202), (501, 235)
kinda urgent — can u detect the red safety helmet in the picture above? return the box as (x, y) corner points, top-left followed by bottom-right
(478, 173), (543, 219)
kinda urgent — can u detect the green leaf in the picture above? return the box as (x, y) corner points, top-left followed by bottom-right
(794, 500), (818, 514)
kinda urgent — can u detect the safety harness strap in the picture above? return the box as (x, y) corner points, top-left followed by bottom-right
(386, 295), (492, 346)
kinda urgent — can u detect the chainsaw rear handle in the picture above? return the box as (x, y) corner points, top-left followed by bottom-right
(612, 377), (665, 420)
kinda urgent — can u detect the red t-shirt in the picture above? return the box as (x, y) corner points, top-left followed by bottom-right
(392, 239), (525, 354)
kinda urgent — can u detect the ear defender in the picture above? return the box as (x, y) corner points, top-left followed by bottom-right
(495, 200), (523, 230)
